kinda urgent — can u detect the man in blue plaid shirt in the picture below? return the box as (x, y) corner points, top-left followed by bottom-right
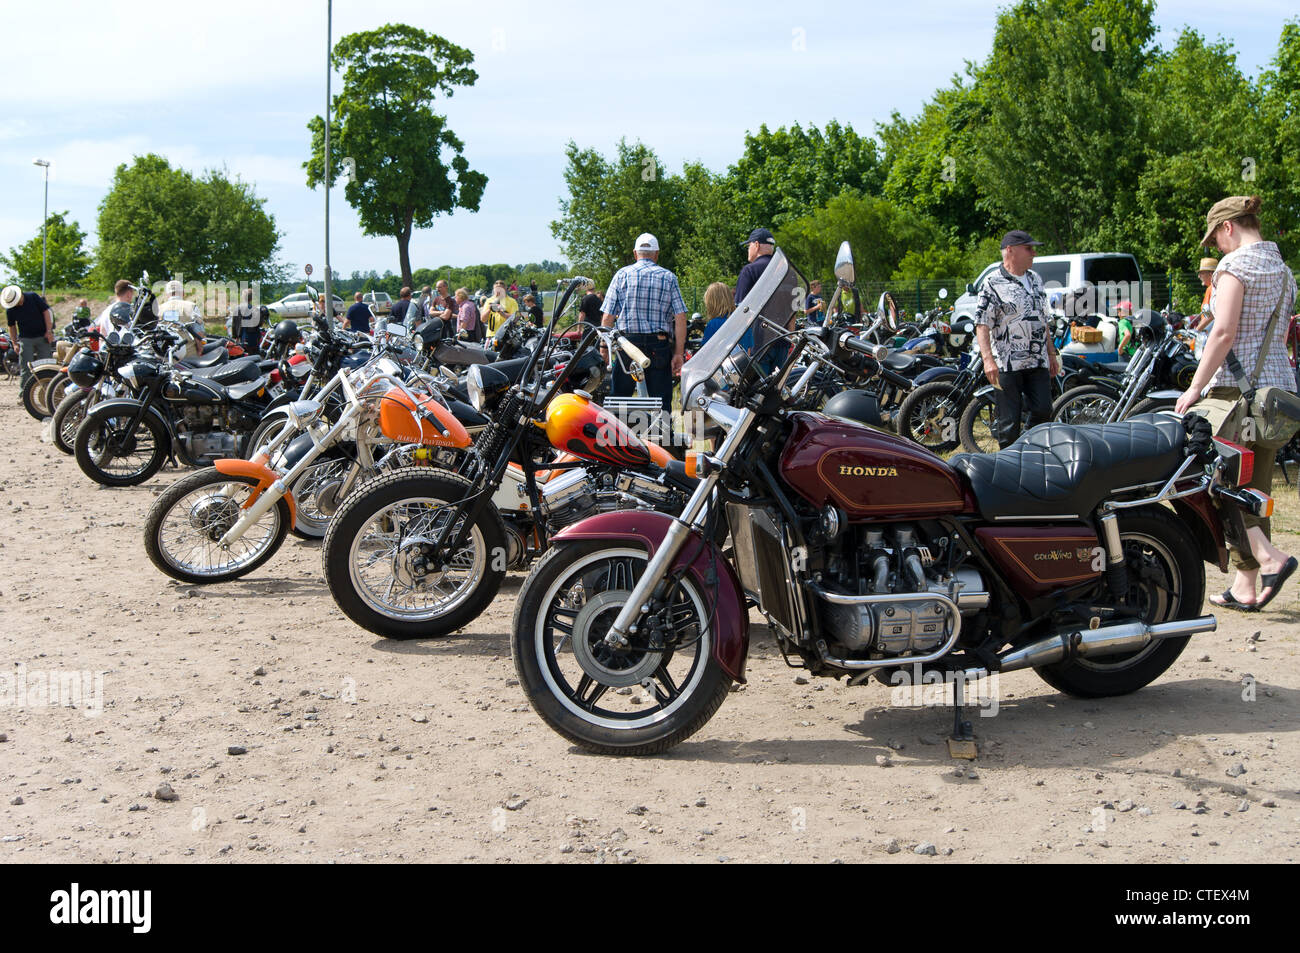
(601, 232), (688, 409)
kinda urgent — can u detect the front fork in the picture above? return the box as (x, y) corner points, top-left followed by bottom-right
(603, 409), (757, 648)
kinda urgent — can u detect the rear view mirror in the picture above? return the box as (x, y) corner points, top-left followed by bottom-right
(966, 283), (975, 295)
(834, 241), (856, 283)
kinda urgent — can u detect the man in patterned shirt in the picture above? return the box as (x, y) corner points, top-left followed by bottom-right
(974, 230), (1062, 448)
(601, 232), (687, 410)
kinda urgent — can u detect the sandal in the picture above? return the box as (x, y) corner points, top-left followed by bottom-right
(1209, 590), (1258, 613)
(1254, 556), (1298, 611)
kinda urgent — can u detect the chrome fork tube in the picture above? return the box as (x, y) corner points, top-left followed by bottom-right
(603, 407), (757, 648)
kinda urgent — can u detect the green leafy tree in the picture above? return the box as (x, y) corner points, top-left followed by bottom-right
(305, 24), (488, 289)
(971, 0), (1157, 251)
(93, 154), (282, 287)
(726, 121), (883, 231)
(551, 139), (687, 286)
(675, 162), (746, 290)
(1, 211), (92, 289)
(1255, 19), (1300, 266)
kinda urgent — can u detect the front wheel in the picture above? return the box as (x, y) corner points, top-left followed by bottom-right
(74, 403), (170, 486)
(51, 388), (93, 455)
(21, 362), (60, 419)
(1051, 384), (1117, 425)
(1034, 506), (1203, 697)
(322, 468), (506, 639)
(895, 380), (962, 453)
(511, 541), (732, 755)
(145, 468), (291, 583)
(1129, 396), (1176, 418)
(958, 392), (1001, 453)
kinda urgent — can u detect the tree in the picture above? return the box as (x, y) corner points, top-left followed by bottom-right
(726, 121), (883, 232)
(0, 211), (92, 289)
(1256, 19), (1300, 266)
(306, 24), (488, 288)
(675, 162), (746, 290)
(551, 139), (687, 285)
(93, 154), (282, 287)
(971, 0), (1157, 251)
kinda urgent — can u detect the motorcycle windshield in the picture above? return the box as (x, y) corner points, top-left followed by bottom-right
(681, 248), (800, 407)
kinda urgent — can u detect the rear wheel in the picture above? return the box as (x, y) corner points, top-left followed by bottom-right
(145, 468), (291, 583)
(1034, 507), (1203, 697)
(74, 403), (169, 486)
(511, 541), (732, 755)
(895, 380), (962, 453)
(1051, 384), (1117, 425)
(44, 371), (73, 416)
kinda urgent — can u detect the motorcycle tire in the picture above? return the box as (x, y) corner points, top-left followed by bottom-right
(145, 468), (291, 584)
(246, 409), (294, 460)
(288, 451), (352, 540)
(957, 392), (1001, 454)
(895, 380), (963, 453)
(1128, 397), (1177, 418)
(74, 404), (169, 487)
(21, 362), (60, 419)
(511, 539), (733, 755)
(322, 468), (507, 640)
(44, 370), (73, 417)
(1050, 384), (1117, 425)
(1034, 506), (1202, 698)
(51, 388), (93, 456)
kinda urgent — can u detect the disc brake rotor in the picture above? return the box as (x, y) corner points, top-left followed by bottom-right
(570, 590), (663, 688)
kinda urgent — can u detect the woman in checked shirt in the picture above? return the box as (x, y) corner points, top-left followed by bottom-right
(1176, 195), (1298, 611)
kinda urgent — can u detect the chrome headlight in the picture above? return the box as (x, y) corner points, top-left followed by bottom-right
(119, 363), (138, 386)
(467, 364), (485, 413)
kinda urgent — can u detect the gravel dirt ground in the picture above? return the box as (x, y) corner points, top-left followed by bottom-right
(1, 388), (1297, 864)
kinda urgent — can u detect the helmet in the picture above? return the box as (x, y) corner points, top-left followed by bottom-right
(267, 320), (302, 345)
(822, 389), (882, 427)
(68, 349), (106, 388)
(564, 347), (605, 394)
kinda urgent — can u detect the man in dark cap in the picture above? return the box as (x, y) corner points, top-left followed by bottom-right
(973, 230), (1062, 448)
(734, 227), (792, 371)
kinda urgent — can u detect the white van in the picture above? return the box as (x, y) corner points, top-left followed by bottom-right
(953, 252), (1144, 320)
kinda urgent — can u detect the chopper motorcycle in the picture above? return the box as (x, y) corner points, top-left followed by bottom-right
(509, 243), (1270, 755)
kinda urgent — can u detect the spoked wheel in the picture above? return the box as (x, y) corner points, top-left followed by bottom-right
(144, 468), (291, 583)
(322, 468), (506, 639)
(958, 392), (1001, 453)
(511, 541), (732, 755)
(1034, 507), (1203, 697)
(74, 404), (169, 486)
(1051, 384), (1117, 425)
(44, 371), (74, 416)
(288, 454), (351, 539)
(51, 388), (93, 455)
(21, 363), (60, 419)
(895, 380), (962, 453)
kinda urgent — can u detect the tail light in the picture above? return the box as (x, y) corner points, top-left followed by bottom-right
(269, 369), (282, 385)
(1212, 436), (1253, 486)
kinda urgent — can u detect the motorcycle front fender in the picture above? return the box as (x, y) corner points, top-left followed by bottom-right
(913, 365), (959, 386)
(551, 510), (750, 683)
(974, 384), (996, 400)
(87, 398), (174, 452)
(214, 455), (297, 528)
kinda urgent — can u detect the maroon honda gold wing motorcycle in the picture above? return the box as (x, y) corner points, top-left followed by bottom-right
(510, 243), (1271, 755)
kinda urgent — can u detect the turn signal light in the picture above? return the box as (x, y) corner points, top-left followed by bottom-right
(684, 451), (707, 479)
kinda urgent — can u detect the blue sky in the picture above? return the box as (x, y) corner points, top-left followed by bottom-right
(0, 0), (1294, 283)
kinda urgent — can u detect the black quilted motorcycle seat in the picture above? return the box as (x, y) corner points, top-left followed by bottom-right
(181, 346), (229, 369)
(225, 378), (266, 402)
(883, 351), (918, 371)
(190, 356), (261, 385)
(949, 414), (1186, 520)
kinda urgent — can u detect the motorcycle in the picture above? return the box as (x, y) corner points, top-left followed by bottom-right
(319, 277), (689, 640)
(72, 327), (279, 487)
(1051, 309), (1193, 425)
(508, 242), (1268, 755)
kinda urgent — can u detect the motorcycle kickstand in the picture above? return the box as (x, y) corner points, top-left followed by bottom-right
(946, 672), (978, 761)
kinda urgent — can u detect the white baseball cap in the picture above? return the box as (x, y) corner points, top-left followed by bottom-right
(1, 285), (21, 310)
(634, 233), (659, 253)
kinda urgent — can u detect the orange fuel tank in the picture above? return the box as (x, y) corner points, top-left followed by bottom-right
(378, 389), (471, 448)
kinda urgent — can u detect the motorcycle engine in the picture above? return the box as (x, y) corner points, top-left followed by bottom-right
(814, 525), (989, 659)
(538, 468), (681, 532)
(176, 406), (239, 465)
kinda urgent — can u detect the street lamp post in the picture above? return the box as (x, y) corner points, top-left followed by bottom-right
(323, 0), (333, 331)
(32, 159), (50, 296)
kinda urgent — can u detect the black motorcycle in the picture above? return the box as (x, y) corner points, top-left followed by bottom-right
(72, 327), (279, 487)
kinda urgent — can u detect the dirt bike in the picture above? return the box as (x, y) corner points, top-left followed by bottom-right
(509, 242), (1269, 756)
(320, 277), (690, 640)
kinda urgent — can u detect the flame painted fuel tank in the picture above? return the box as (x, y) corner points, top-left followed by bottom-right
(779, 412), (974, 519)
(540, 393), (671, 469)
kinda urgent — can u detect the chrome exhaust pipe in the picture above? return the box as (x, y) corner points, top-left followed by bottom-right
(967, 615), (1216, 678)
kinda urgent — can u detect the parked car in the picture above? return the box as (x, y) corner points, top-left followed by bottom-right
(953, 252), (1143, 320)
(269, 291), (345, 317)
(362, 291), (392, 316)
